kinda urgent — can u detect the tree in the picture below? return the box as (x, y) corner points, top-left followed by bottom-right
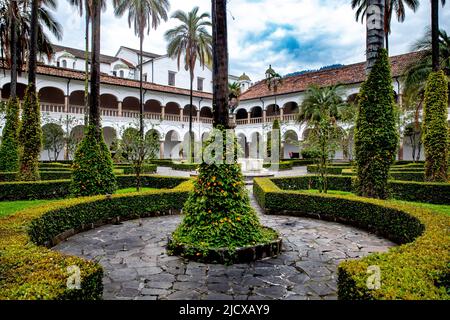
(351, 0), (419, 53)
(119, 125), (159, 191)
(165, 6), (212, 162)
(355, 49), (399, 199)
(365, 0), (386, 72)
(297, 85), (346, 192)
(114, 0), (169, 139)
(0, 98), (20, 172)
(431, 0), (446, 71)
(42, 123), (64, 161)
(265, 65), (283, 111)
(422, 71), (448, 182)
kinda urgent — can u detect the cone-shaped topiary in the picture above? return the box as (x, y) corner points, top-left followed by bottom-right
(0, 98), (20, 172)
(422, 70), (449, 182)
(354, 49), (399, 199)
(18, 87), (42, 181)
(169, 129), (277, 257)
(70, 125), (117, 196)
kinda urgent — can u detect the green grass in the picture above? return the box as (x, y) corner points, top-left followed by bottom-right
(115, 187), (155, 194)
(302, 189), (450, 216)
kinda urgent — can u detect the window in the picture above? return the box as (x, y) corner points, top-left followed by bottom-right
(56, 61), (60, 67)
(112, 71), (117, 76)
(119, 70), (124, 78)
(168, 71), (176, 86)
(143, 73), (148, 82)
(197, 77), (204, 91)
(62, 60), (67, 68)
(73, 62), (76, 69)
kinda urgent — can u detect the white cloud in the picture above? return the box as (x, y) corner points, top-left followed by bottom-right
(49, 0), (450, 82)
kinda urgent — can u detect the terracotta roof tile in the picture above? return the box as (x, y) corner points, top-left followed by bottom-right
(240, 51), (422, 101)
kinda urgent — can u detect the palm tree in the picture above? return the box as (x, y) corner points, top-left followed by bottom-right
(265, 65), (283, 115)
(352, 0), (420, 53)
(0, 0), (61, 98)
(228, 82), (241, 98)
(431, 0), (446, 71)
(89, 0), (102, 137)
(67, 0), (105, 125)
(114, 0), (170, 139)
(212, 0), (229, 128)
(165, 7), (212, 161)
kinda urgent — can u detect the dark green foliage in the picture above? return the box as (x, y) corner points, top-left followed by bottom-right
(119, 164), (157, 175)
(171, 162), (200, 171)
(0, 175), (188, 201)
(307, 165), (345, 175)
(0, 171), (72, 182)
(301, 148), (320, 159)
(422, 71), (449, 182)
(263, 161), (293, 170)
(169, 163), (277, 253)
(0, 99), (20, 172)
(355, 49), (399, 199)
(18, 88), (42, 181)
(71, 126), (117, 196)
(254, 177), (449, 300)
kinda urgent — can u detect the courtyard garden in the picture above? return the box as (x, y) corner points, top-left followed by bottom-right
(0, 0), (449, 303)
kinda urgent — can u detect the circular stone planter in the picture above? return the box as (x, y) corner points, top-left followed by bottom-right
(167, 231), (283, 265)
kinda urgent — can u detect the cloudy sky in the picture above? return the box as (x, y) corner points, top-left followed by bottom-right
(50, 0), (449, 82)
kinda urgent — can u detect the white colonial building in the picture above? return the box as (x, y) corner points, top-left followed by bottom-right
(0, 45), (438, 162)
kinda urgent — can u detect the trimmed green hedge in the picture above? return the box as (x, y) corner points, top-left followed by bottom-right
(0, 175), (189, 201)
(171, 163), (199, 171)
(150, 159), (175, 166)
(120, 164), (157, 175)
(271, 175), (450, 205)
(263, 161), (293, 171)
(307, 165), (345, 175)
(0, 171), (72, 182)
(254, 177), (450, 300)
(342, 169), (428, 182)
(0, 181), (193, 300)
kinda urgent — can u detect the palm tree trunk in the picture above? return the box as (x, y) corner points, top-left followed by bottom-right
(384, 0), (390, 55)
(431, 0), (440, 71)
(366, 0), (385, 73)
(9, 3), (17, 99)
(28, 0), (38, 92)
(189, 70), (194, 162)
(89, 0), (101, 138)
(212, 0), (229, 128)
(139, 32), (144, 139)
(84, 10), (90, 126)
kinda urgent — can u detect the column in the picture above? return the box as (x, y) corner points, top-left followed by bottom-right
(197, 109), (200, 123)
(398, 141), (404, 161)
(180, 108), (184, 121)
(161, 106), (165, 120)
(118, 101), (123, 117)
(64, 96), (69, 113)
(160, 141), (165, 159)
(280, 107), (284, 121)
(247, 112), (251, 124)
(263, 110), (267, 123)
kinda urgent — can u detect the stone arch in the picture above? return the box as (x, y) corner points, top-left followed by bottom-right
(183, 104), (198, 117)
(165, 102), (181, 115)
(235, 108), (248, 120)
(144, 99), (162, 113)
(164, 129), (182, 159)
(39, 86), (65, 104)
(283, 130), (299, 159)
(122, 96), (139, 111)
(283, 101), (299, 114)
(100, 94), (119, 110)
(403, 122), (424, 161)
(102, 126), (117, 147)
(41, 123), (65, 161)
(200, 107), (213, 118)
(69, 90), (87, 106)
(1, 82), (28, 100)
(266, 104), (280, 117)
(250, 106), (262, 118)
(237, 133), (249, 158)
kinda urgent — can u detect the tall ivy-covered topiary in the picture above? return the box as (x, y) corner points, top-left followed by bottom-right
(422, 70), (449, 182)
(18, 87), (42, 181)
(0, 99), (20, 172)
(70, 126), (117, 196)
(355, 49), (399, 199)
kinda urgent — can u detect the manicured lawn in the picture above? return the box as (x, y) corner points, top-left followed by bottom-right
(303, 189), (450, 216)
(0, 188), (157, 218)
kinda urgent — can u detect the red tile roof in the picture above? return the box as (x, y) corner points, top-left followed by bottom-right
(240, 51), (423, 101)
(34, 64), (213, 99)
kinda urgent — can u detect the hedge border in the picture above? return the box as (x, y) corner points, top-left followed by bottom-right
(253, 177), (450, 300)
(0, 179), (193, 300)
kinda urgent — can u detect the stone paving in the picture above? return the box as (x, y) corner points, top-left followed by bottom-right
(54, 183), (395, 300)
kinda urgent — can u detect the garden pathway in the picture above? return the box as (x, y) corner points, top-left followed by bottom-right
(54, 171), (394, 300)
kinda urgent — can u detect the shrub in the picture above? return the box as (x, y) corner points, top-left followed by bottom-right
(18, 87), (42, 181)
(0, 181), (192, 299)
(0, 171), (72, 182)
(422, 71), (449, 182)
(301, 148), (320, 159)
(71, 126), (117, 196)
(169, 163), (277, 255)
(121, 164), (157, 175)
(171, 162), (199, 171)
(0, 98), (20, 172)
(263, 161), (293, 170)
(150, 159), (174, 166)
(254, 177), (450, 300)
(0, 175), (188, 201)
(354, 49), (399, 199)
(307, 165), (344, 175)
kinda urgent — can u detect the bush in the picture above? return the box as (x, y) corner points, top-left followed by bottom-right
(120, 164), (157, 175)
(0, 175), (188, 201)
(71, 126), (117, 196)
(150, 159), (174, 166)
(171, 163), (199, 171)
(0, 171), (72, 182)
(254, 177), (450, 299)
(263, 161), (293, 170)
(422, 71), (449, 182)
(0, 181), (192, 299)
(18, 88), (42, 181)
(283, 159), (316, 166)
(0, 98), (20, 172)
(271, 175), (450, 205)
(354, 49), (399, 199)
(169, 163), (277, 255)
(301, 148), (320, 159)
